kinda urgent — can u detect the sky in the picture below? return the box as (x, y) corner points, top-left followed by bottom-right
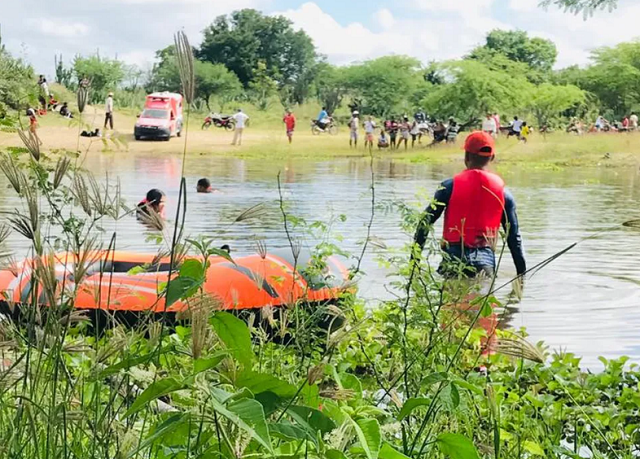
(3, 0), (640, 76)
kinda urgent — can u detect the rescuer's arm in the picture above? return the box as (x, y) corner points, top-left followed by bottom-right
(501, 189), (526, 275)
(414, 179), (453, 250)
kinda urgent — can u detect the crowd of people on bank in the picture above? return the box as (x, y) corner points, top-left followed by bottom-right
(567, 113), (639, 135)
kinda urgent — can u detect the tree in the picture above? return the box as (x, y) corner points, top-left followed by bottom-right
(73, 55), (125, 103)
(556, 42), (640, 117)
(0, 43), (35, 113)
(314, 63), (348, 115)
(468, 30), (557, 74)
(198, 9), (316, 88)
(195, 61), (242, 110)
(540, 0), (617, 16)
(525, 83), (586, 126)
(421, 60), (530, 122)
(248, 61), (277, 111)
(54, 54), (74, 88)
(147, 46), (242, 109)
(344, 56), (423, 117)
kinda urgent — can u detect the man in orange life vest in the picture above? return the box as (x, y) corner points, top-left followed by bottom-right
(414, 131), (526, 277)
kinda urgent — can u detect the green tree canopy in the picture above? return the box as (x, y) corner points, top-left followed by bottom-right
(314, 63), (349, 115)
(344, 56), (423, 117)
(556, 42), (640, 117)
(421, 60), (531, 122)
(525, 83), (586, 126)
(198, 9), (316, 88)
(147, 46), (242, 109)
(468, 30), (557, 74)
(0, 43), (35, 113)
(73, 55), (125, 103)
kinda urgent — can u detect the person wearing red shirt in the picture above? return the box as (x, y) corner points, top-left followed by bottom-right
(283, 109), (296, 144)
(414, 131), (526, 278)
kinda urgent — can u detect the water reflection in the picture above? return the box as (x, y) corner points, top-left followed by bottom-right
(1, 153), (640, 368)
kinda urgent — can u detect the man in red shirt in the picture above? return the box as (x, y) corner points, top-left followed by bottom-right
(283, 109), (296, 144)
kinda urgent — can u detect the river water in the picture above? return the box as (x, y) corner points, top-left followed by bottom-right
(2, 152), (640, 368)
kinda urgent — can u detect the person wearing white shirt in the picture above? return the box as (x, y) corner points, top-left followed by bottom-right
(349, 111), (360, 148)
(104, 92), (114, 129)
(511, 116), (523, 135)
(482, 113), (497, 137)
(231, 109), (249, 146)
(364, 116), (376, 150)
(631, 112), (639, 130)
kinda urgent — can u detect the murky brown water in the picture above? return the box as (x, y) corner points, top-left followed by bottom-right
(2, 152), (640, 368)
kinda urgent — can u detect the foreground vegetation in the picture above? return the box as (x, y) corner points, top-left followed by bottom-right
(1, 136), (639, 458)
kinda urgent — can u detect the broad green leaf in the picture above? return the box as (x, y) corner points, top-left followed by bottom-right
(523, 441), (545, 456)
(480, 301), (493, 318)
(165, 276), (201, 306)
(209, 392), (273, 453)
(235, 370), (297, 397)
(350, 418), (381, 459)
(451, 378), (484, 395)
(269, 420), (310, 442)
(228, 398), (273, 452)
(194, 352), (227, 375)
(440, 382), (460, 410)
(127, 413), (188, 458)
(180, 258), (205, 279)
(436, 433), (480, 459)
(398, 398), (431, 421)
(422, 372), (449, 387)
(341, 373), (363, 398)
(326, 449), (348, 459)
(209, 247), (236, 264)
(96, 345), (174, 379)
(288, 405), (336, 434)
(379, 442), (411, 459)
(124, 377), (183, 417)
(211, 312), (253, 367)
(255, 391), (281, 416)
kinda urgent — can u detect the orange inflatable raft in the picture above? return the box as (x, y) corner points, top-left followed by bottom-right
(0, 249), (351, 317)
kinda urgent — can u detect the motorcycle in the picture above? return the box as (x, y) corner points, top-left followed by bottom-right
(311, 117), (338, 135)
(202, 113), (235, 131)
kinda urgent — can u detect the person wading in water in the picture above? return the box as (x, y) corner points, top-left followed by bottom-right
(413, 131), (526, 278)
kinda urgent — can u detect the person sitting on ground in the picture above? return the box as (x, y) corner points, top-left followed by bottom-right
(630, 112), (638, 130)
(137, 189), (166, 219)
(47, 94), (59, 111)
(378, 130), (389, 149)
(519, 122), (530, 143)
(59, 102), (73, 118)
(80, 128), (100, 137)
(413, 131), (526, 278)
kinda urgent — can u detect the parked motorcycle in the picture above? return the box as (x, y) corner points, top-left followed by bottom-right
(202, 113), (235, 131)
(311, 117), (338, 135)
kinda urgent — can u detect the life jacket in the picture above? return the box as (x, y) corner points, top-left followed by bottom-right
(443, 169), (505, 248)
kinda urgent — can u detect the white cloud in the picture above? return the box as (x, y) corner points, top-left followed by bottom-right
(413, 0), (495, 16)
(279, 3), (424, 64)
(505, 0), (640, 67)
(278, 2), (508, 65)
(374, 8), (395, 30)
(28, 18), (89, 38)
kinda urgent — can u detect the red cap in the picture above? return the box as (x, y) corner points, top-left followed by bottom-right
(464, 131), (495, 157)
